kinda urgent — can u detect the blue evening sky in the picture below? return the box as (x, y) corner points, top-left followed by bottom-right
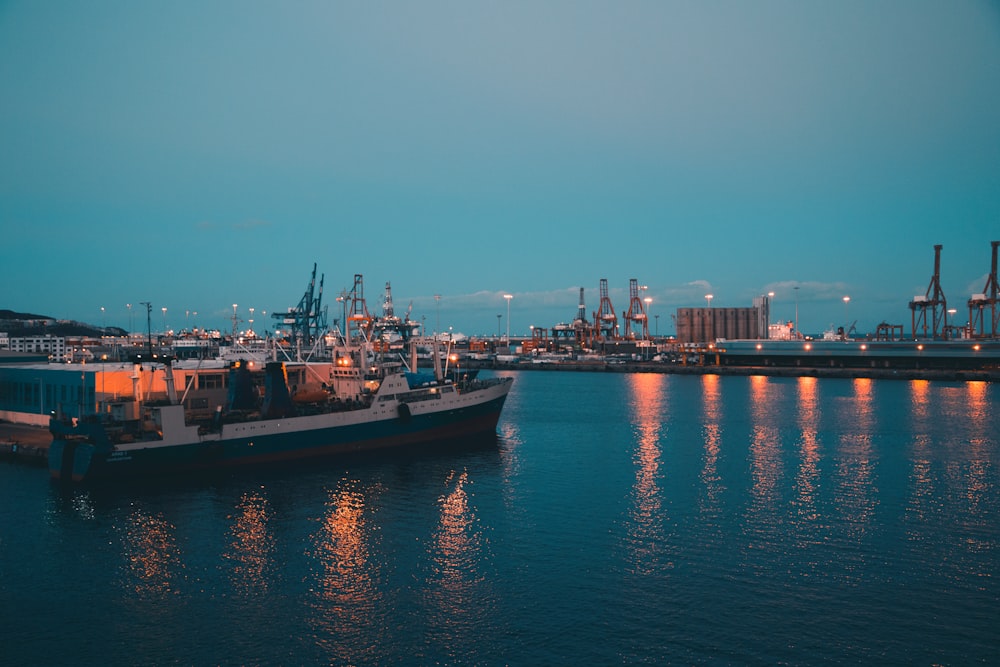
(2, 1), (998, 337)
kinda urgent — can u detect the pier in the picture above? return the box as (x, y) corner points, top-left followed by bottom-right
(0, 422), (49, 466)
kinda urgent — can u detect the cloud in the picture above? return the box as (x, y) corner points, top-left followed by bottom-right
(232, 219), (270, 230)
(196, 219), (272, 231)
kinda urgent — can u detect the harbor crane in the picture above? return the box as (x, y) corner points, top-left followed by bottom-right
(623, 278), (650, 339)
(909, 244), (947, 339)
(968, 240), (1000, 339)
(271, 263), (328, 349)
(593, 278), (618, 340)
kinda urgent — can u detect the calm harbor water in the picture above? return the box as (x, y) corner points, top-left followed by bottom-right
(1, 370), (998, 665)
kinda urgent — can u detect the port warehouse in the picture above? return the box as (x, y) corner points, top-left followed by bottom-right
(0, 357), (331, 426)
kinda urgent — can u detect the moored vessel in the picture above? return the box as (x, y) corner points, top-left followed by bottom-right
(49, 320), (512, 485)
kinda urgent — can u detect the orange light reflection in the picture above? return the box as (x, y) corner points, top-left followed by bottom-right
(625, 373), (669, 574)
(836, 379), (876, 539)
(910, 379), (930, 423)
(425, 470), (489, 655)
(120, 509), (182, 596)
(700, 374), (723, 514)
(309, 482), (383, 664)
(748, 375), (782, 515)
(224, 491), (275, 595)
(794, 376), (821, 526)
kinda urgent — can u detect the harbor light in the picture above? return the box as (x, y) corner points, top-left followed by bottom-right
(503, 294), (513, 343)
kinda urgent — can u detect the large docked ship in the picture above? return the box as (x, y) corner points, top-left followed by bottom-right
(48, 329), (512, 485)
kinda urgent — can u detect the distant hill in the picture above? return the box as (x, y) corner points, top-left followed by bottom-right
(0, 309), (124, 337)
(0, 309), (53, 321)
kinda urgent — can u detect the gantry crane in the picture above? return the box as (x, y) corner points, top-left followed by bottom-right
(593, 278), (618, 340)
(622, 278), (649, 339)
(271, 263), (328, 347)
(968, 240), (1000, 339)
(909, 244), (948, 339)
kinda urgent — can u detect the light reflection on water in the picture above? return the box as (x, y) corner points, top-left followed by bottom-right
(699, 373), (723, 517)
(119, 508), (182, 597)
(307, 479), (385, 664)
(623, 373), (670, 575)
(224, 490), (276, 596)
(743, 375), (784, 564)
(835, 378), (877, 542)
(423, 469), (492, 659)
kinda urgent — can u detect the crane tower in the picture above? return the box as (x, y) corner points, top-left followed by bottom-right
(909, 244), (947, 339)
(623, 278), (649, 339)
(968, 240), (1000, 339)
(271, 263), (328, 347)
(593, 278), (618, 340)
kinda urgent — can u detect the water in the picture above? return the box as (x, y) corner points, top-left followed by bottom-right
(1, 371), (997, 665)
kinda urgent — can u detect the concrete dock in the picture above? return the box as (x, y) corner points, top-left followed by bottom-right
(0, 422), (50, 466)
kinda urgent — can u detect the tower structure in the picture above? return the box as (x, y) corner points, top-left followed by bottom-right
(968, 240), (1000, 339)
(347, 274), (372, 341)
(909, 244), (947, 339)
(270, 263), (328, 347)
(593, 278), (618, 340)
(623, 279), (649, 339)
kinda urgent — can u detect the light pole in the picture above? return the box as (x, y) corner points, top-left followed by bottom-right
(767, 291), (774, 326)
(794, 285), (800, 338)
(644, 297), (652, 340)
(126, 303), (133, 333)
(503, 294), (513, 346)
(705, 294), (713, 308)
(434, 294), (441, 335)
(843, 296), (850, 338)
(497, 314), (502, 339)
(655, 314), (660, 337)
(161, 307), (167, 333)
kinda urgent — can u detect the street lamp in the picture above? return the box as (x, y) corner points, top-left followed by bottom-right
(161, 307), (167, 333)
(497, 313), (502, 338)
(794, 285), (800, 338)
(644, 297), (652, 339)
(843, 296), (850, 337)
(705, 294), (713, 308)
(503, 294), (513, 345)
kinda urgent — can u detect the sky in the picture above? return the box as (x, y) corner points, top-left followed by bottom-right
(2, 1), (999, 338)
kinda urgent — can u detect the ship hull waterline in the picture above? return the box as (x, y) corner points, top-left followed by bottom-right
(49, 392), (508, 484)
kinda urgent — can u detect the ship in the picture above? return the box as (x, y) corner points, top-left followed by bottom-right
(48, 334), (513, 484)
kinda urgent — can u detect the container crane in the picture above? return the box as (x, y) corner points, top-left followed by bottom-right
(593, 278), (618, 340)
(623, 278), (649, 339)
(909, 244), (947, 339)
(968, 240), (1000, 339)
